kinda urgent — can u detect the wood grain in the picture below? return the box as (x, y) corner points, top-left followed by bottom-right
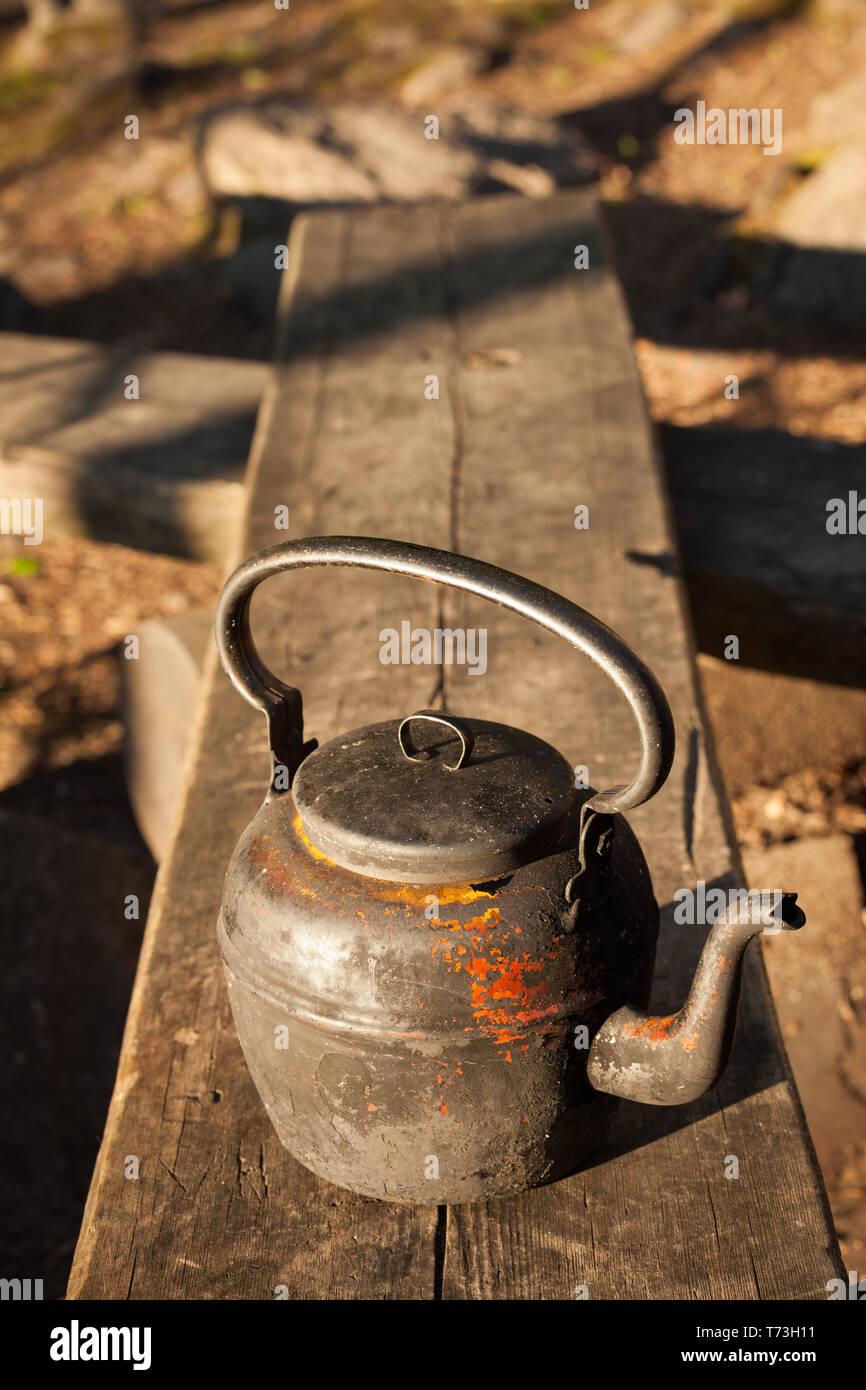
(68, 192), (842, 1299)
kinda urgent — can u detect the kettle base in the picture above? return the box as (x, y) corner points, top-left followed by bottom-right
(274, 1101), (618, 1206)
(224, 962), (619, 1206)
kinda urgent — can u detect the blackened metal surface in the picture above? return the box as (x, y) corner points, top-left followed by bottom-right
(218, 787), (658, 1204)
(292, 715), (577, 884)
(213, 535), (680, 1202)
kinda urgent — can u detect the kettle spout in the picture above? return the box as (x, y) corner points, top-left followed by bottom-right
(586, 890), (805, 1105)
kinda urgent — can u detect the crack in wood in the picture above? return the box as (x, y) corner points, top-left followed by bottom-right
(433, 1205), (448, 1301)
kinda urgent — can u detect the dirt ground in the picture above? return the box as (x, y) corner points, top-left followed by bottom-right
(1, 0), (864, 1294)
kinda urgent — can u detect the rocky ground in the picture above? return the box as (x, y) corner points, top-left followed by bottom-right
(1, 0), (864, 1291)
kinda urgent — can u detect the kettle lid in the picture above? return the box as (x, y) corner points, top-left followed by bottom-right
(292, 710), (576, 884)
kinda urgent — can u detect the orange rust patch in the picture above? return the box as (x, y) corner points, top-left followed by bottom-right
(488, 959), (545, 1002)
(430, 907), (503, 937)
(463, 946), (559, 1040)
(621, 1014), (678, 1044)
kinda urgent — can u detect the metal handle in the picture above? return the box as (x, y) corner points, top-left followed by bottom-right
(214, 536), (675, 814)
(398, 710), (475, 771)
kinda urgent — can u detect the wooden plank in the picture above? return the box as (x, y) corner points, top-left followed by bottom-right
(68, 203), (462, 1299)
(436, 195), (842, 1298)
(69, 191), (842, 1300)
(122, 609), (211, 862)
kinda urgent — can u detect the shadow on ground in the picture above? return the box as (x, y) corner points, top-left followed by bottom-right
(0, 755), (154, 1299)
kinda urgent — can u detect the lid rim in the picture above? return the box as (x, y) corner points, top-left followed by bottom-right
(293, 715), (576, 885)
(298, 812), (572, 885)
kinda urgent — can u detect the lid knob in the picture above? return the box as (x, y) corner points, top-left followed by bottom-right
(397, 710), (475, 772)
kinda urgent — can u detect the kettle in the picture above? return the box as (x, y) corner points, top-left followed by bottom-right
(215, 537), (804, 1204)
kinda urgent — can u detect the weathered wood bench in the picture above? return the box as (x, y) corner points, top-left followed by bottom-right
(68, 191), (843, 1299)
